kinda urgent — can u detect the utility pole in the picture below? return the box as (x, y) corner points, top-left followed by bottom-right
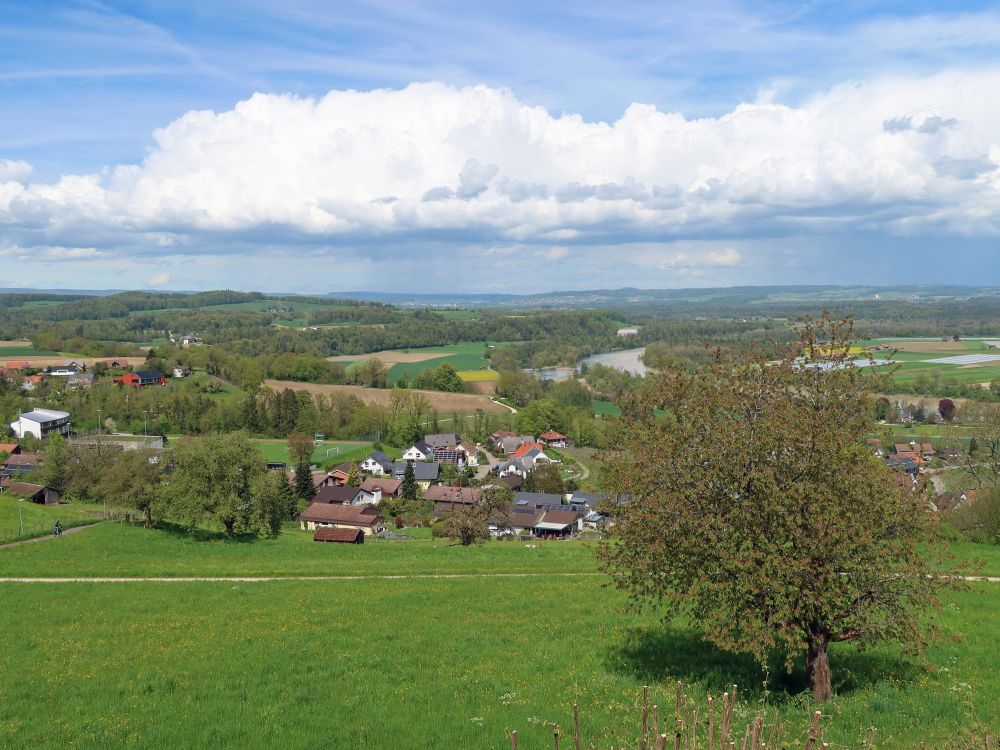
(17, 499), (24, 537)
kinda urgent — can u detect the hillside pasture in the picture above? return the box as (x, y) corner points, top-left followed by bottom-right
(0, 524), (997, 748)
(263, 379), (508, 413)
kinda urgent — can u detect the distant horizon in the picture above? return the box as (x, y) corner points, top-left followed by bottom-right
(2, 3), (999, 290)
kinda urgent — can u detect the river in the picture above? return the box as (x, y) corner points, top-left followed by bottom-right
(525, 346), (648, 380)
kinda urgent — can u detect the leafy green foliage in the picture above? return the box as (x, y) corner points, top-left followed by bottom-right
(601, 315), (957, 701)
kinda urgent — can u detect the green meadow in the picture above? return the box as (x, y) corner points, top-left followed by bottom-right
(252, 438), (379, 468)
(0, 346), (61, 357)
(0, 524), (998, 748)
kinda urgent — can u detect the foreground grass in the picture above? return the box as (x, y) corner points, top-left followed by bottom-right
(0, 577), (996, 748)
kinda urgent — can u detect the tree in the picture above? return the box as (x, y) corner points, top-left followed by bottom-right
(346, 462), (362, 487)
(443, 484), (514, 545)
(249, 471), (288, 538)
(164, 432), (274, 536)
(961, 404), (1000, 487)
(294, 460), (315, 500)
(526, 461), (565, 494)
(400, 461), (418, 502)
(938, 398), (957, 421)
(287, 432), (315, 465)
(40, 434), (69, 492)
(599, 315), (954, 703)
(94, 448), (163, 527)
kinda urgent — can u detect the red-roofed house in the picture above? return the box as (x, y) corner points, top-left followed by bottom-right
(538, 431), (572, 448)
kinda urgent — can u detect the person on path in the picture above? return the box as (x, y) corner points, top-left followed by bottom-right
(54, 520), (62, 537)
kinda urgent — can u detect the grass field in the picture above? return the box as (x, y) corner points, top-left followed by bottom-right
(0, 525), (998, 747)
(253, 438), (381, 467)
(856, 338), (1000, 388)
(456, 369), (498, 381)
(0, 346), (61, 357)
(263, 379), (509, 413)
(0, 497), (101, 542)
(385, 343), (496, 385)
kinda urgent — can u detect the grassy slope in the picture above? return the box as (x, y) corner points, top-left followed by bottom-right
(0, 498), (99, 541)
(0, 526), (997, 747)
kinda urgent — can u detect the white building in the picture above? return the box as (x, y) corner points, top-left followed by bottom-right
(9, 409), (71, 439)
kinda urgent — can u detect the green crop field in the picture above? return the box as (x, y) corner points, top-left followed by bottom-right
(0, 346), (61, 357)
(385, 342), (498, 385)
(0, 525), (998, 748)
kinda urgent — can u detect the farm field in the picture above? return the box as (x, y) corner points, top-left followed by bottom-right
(857, 338), (1000, 387)
(253, 438), (381, 467)
(263, 379), (508, 413)
(0, 346), (62, 357)
(329, 342), (498, 385)
(0, 526), (998, 748)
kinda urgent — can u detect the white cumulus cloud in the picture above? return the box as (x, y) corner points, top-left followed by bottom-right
(0, 74), (998, 262)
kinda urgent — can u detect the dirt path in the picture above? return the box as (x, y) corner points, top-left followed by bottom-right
(2, 573), (998, 584)
(0, 523), (98, 549)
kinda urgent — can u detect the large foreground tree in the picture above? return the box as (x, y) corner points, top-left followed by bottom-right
(600, 315), (955, 702)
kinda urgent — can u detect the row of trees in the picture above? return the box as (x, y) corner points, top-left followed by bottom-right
(42, 433), (295, 537)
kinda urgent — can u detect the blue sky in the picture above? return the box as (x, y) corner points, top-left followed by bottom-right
(1, 1), (999, 293)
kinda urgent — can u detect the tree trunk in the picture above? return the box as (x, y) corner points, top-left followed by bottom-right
(806, 636), (832, 702)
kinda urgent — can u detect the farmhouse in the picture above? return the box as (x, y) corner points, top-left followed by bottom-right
(313, 527), (365, 544)
(9, 409), (70, 440)
(114, 370), (166, 387)
(299, 502), (384, 535)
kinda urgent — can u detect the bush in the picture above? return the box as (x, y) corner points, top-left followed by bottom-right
(949, 487), (1000, 543)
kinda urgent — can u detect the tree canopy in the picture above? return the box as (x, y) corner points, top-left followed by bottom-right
(600, 315), (955, 702)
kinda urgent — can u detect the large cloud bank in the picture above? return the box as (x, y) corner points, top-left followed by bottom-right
(1, 73), (999, 259)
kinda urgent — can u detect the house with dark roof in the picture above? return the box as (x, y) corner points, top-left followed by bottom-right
(390, 461), (439, 489)
(299, 502), (384, 534)
(425, 485), (481, 513)
(114, 370), (166, 387)
(513, 491), (566, 508)
(313, 485), (376, 506)
(402, 441), (433, 462)
(360, 451), (395, 476)
(313, 527), (365, 544)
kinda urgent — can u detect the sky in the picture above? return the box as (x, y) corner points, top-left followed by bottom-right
(1, 1), (999, 294)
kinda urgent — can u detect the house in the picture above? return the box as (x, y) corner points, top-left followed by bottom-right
(299, 502), (384, 534)
(360, 477), (402, 501)
(617, 327), (639, 337)
(114, 370), (166, 387)
(4, 481), (60, 505)
(313, 527), (365, 544)
(459, 441), (480, 467)
(497, 435), (535, 455)
(9, 409), (70, 440)
(425, 485), (481, 513)
(66, 373), (95, 389)
(533, 509), (581, 538)
(494, 458), (532, 478)
(20, 374), (43, 391)
(499, 473), (523, 491)
(538, 431), (573, 448)
(513, 491), (565, 508)
(48, 364), (81, 377)
(867, 439), (885, 457)
(390, 461), (439, 489)
(422, 433), (470, 465)
(313, 485), (376, 506)
(325, 463), (353, 486)
(266, 461), (287, 471)
(490, 431), (517, 449)
(402, 441), (433, 462)
(1, 452), (41, 480)
(360, 451), (395, 476)
(173, 367), (192, 378)
(97, 359), (124, 369)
